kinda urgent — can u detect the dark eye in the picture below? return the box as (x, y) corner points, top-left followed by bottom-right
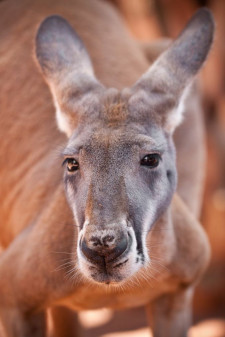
(63, 158), (79, 172)
(140, 154), (160, 168)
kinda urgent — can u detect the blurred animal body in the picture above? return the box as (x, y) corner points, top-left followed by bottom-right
(0, 0), (214, 336)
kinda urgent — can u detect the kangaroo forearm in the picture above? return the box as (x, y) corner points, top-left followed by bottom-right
(146, 288), (193, 337)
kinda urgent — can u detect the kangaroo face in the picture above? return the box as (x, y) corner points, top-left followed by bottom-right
(35, 10), (214, 284)
(62, 91), (177, 283)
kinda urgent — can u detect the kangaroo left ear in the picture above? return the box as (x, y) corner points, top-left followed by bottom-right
(130, 8), (215, 133)
(35, 15), (104, 137)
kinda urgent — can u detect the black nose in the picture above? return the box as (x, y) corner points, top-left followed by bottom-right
(80, 231), (128, 265)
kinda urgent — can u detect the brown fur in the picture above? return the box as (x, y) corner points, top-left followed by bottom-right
(0, 1), (212, 336)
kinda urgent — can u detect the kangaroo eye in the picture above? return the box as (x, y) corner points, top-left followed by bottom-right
(140, 154), (160, 168)
(63, 158), (79, 172)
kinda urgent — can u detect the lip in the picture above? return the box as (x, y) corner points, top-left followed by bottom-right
(87, 254), (130, 284)
(90, 268), (124, 284)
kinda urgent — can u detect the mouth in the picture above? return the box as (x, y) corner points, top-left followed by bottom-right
(88, 256), (131, 284)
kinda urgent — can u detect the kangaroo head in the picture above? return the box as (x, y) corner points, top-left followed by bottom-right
(35, 9), (214, 285)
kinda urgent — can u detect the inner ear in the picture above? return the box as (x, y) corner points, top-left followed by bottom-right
(35, 15), (104, 137)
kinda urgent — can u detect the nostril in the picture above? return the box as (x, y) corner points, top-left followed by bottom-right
(80, 238), (104, 264)
(107, 234), (128, 262)
(90, 236), (102, 247)
(103, 235), (115, 247)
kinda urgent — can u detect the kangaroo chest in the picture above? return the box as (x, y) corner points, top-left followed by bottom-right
(57, 277), (178, 311)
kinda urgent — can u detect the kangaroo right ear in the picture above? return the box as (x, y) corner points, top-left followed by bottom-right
(130, 8), (215, 133)
(35, 15), (104, 137)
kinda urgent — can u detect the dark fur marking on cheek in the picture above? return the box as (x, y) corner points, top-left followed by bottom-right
(136, 235), (145, 263)
(167, 170), (172, 182)
(136, 233), (144, 258)
(113, 259), (128, 269)
(166, 169), (176, 188)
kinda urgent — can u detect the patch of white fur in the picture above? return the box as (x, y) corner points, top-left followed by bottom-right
(54, 98), (72, 137)
(166, 84), (192, 133)
(126, 226), (143, 272)
(67, 183), (81, 226)
(77, 228), (92, 278)
(66, 183), (74, 203)
(142, 201), (156, 264)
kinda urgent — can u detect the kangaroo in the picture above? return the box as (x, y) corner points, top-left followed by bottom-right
(0, 0), (214, 336)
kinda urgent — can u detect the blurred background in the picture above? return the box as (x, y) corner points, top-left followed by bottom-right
(77, 0), (225, 336)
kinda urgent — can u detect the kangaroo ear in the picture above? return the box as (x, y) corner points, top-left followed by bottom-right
(35, 15), (104, 137)
(130, 8), (215, 133)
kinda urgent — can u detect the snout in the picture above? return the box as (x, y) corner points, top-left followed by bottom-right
(77, 222), (143, 284)
(80, 229), (129, 265)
